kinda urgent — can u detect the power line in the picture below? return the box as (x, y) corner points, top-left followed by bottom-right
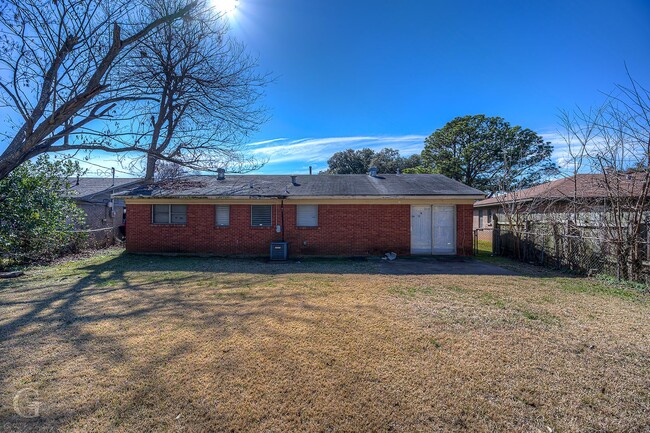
(58, 155), (141, 177)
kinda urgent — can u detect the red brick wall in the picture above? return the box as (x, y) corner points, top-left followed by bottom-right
(456, 204), (474, 256)
(126, 203), (474, 256)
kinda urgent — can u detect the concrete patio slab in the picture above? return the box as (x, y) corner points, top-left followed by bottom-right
(379, 256), (519, 276)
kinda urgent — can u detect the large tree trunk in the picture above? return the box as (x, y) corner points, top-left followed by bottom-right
(0, 146), (35, 180)
(0, 1), (197, 180)
(145, 154), (157, 180)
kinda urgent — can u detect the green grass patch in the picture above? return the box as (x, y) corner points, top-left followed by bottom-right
(388, 285), (434, 297)
(479, 292), (506, 309)
(556, 277), (647, 301)
(445, 284), (470, 294)
(475, 240), (493, 257)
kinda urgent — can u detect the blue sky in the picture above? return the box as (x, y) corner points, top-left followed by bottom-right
(231, 0), (650, 174)
(5, 0), (650, 176)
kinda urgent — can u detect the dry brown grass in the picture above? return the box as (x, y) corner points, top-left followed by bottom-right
(0, 250), (648, 432)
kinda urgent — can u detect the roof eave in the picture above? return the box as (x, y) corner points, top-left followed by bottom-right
(114, 194), (486, 200)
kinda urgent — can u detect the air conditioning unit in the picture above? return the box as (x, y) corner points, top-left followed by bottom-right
(270, 242), (288, 261)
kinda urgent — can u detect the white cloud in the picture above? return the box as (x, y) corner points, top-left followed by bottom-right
(63, 134), (428, 177)
(245, 137), (288, 146)
(247, 135), (427, 168)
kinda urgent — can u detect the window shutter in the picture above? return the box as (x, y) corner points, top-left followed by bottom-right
(153, 204), (170, 224)
(170, 205), (187, 224)
(216, 205), (230, 226)
(296, 205), (318, 227)
(251, 205), (272, 226)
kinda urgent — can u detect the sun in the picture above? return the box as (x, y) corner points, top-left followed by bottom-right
(213, 0), (239, 16)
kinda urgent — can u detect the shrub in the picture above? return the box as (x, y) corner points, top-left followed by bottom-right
(0, 156), (87, 267)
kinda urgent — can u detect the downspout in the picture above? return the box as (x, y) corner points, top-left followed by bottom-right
(281, 198), (285, 242)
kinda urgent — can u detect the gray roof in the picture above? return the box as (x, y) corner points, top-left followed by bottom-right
(68, 177), (143, 200)
(115, 174), (484, 198)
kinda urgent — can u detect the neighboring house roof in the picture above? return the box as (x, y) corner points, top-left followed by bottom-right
(474, 173), (649, 208)
(114, 174), (484, 199)
(68, 177), (143, 202)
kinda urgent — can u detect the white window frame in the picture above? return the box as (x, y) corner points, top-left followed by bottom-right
(296, 204), (318, 227)
(215, 205), (230, 227)
(251, 205), (272, 227)
(152, 204), (187, 224)
(478, 209), (484, 228)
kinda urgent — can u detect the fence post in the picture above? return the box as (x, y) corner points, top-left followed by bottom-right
(552, 223), (560, 269)
(492, 215), (499, 256)
(566, 219), (574, 270)
(473, 229), (477, 256)
(524, 220), (531, 263)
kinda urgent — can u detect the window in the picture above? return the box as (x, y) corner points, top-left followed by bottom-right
(153, 204), (187, 224)
(296, 205), (318, 227)
(487, 209), (492, 224)
(251, 205), (272, 227)
(478, 209), (484, 228)
(215, 205), (230, 226)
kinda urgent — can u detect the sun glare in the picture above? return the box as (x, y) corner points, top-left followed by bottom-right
(213, 0), (239, 16)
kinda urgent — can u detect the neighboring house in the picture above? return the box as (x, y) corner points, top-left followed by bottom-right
(114, 171), (484, 257)
(474, 173), (649, 231)
(68, 177), (144, 243)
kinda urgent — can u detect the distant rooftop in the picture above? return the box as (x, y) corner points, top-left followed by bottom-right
(68, 177), (143, 200)
(475, 173), (650, 208)
(114, 174), (484, 199)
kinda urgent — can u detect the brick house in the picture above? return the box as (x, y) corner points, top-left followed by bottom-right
(115, 171), (484, 257)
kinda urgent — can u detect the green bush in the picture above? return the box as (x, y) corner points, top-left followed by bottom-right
(0, 156), (87, 267)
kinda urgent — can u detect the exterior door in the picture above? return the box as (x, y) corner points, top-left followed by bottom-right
(432, 205), (455, 254)
(410, 205), (432, 254)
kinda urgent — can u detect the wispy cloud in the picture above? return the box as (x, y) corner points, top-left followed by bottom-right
(540, 129), (600, 173)
(65, 134), (428, 177)
(247, 135), (427, 172)
(63, 131), (590, 178)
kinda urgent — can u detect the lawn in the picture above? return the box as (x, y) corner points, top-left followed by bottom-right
(0, 249), (648, 432)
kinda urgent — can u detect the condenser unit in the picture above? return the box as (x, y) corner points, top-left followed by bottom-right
(270, 242), (288, 261)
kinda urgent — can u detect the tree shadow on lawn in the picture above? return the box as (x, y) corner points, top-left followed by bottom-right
(0, 251), (645, 432)
(0, 251), (391, 431)
(99, 250), (546, 277)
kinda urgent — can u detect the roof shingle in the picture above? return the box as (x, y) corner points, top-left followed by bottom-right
(68, 177), (142, 200)
(115, 174), (484, 198)
(474, 173), (650, 207)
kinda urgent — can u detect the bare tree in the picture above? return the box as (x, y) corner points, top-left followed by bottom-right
(153, 160), (187, 181)
(0, 0), (198, 179)
(560, 71), (650, 280)
(122, 0), (267, 180)
(494, 142), (558, 258)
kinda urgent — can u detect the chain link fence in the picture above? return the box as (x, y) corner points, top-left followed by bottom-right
(474, 223), (650, 283)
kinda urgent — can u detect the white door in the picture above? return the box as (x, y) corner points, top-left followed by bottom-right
(410, 205), (432, 254)
(432, 205), (456, 254)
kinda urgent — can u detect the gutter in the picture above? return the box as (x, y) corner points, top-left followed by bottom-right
(112, 194), (486, 201)
(474, 198), (534, 208)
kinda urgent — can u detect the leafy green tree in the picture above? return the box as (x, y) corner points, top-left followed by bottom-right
(325, 148), (422, 174)
(0, 156), (86, 266)
(419, 115), (557, 194)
